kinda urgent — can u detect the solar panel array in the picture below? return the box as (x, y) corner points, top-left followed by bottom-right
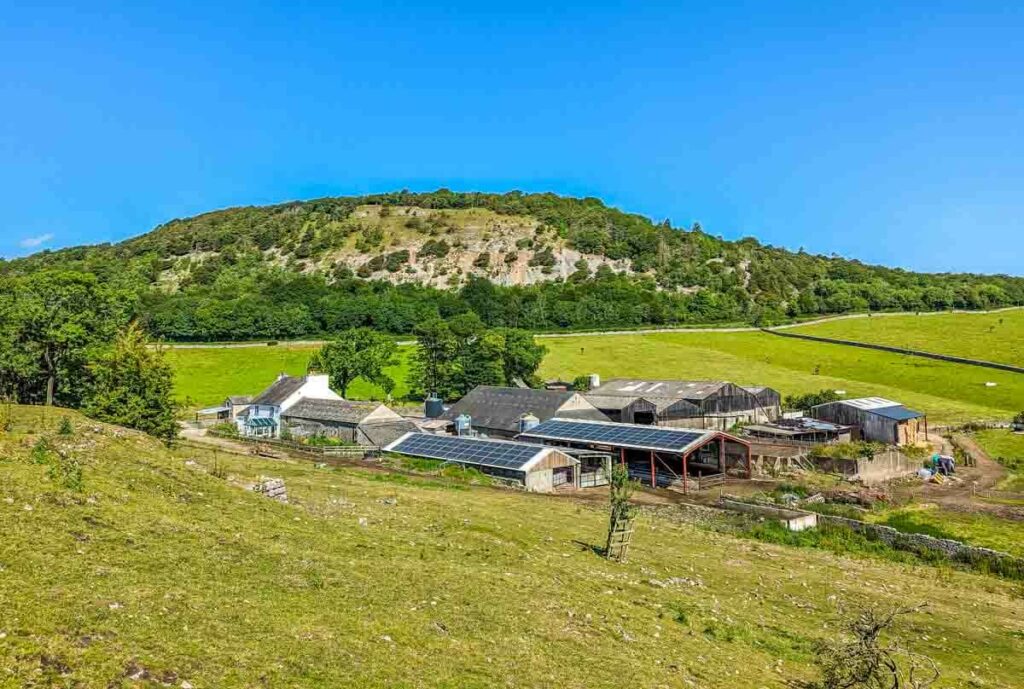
(388, 433), (544, 471)
(519, 419), (710, 453)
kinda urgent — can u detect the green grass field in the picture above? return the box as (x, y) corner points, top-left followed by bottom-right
(165, 344), (413, 412)
(974, 428), (1024, 491)
(868, 503), (1024, 558)
(165, 311), (1024, 424)
(539, 330), (1024, 424)
(790, 309), (1024, 367)
(3, 406), (1024, 688)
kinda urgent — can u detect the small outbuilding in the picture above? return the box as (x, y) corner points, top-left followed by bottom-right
(282, 398), (417, 447)
(809, 397), (926, 446)
(440, 386), (610, 438)
(385, 432), (583, 492)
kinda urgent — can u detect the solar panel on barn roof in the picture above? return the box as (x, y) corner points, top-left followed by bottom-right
(518, 418), (714, 453)
(386, 433), (547, 471)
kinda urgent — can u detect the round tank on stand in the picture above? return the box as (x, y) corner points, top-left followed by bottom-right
(518, 413), (540, 434)
(454, 413), (472, 436)
(424, 394), (444, 419)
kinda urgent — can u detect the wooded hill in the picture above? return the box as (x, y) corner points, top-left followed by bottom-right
(4, 190), (1023, 341)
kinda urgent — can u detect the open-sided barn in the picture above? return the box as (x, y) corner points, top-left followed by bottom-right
(584, 379), (780, 429)
(517, 417), (751, 492)
(809, 397), (926, 446)
(384, 432), (590, 492)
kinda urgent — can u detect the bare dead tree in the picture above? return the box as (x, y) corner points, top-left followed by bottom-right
(812, 603), (939, 689)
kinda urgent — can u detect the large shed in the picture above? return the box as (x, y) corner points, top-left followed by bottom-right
(809, 397), (926, 445)
(384, 432), (583, 492)
(584, 379), (780, 429)
(440, 386), (610, 438)
(517, 417), (751, 491)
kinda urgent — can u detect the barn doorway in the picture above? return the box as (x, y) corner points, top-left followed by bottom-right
(633, 411), (656, 425)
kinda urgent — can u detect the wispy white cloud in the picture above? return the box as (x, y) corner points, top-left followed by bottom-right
(18, 233), (54, 249)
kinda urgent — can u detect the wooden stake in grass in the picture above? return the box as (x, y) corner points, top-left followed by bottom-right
(605, 463), (635, 562)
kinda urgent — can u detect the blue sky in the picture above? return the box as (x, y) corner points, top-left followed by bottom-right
(2, 1), (1022, 274)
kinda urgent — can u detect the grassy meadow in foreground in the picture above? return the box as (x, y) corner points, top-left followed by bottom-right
(2, 406), (1023, 688)
(539, 331), (1024, 424)
(791, 309), (1024, 367)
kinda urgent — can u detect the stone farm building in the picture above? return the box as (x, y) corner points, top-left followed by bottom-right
(281, 398), (416, 447)
(584, 379), (781, 430)
(385, 432), (589, 492)
(810, 397), (926, 446)
(440, 385), (610, 439)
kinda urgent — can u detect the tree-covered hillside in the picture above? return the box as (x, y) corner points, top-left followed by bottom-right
(3, 190), (1023, 341)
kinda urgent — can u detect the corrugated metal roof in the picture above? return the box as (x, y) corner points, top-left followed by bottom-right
(840, 397), (901, 411)
(870, 405), (924, 421)
(589, 379), (729, 400)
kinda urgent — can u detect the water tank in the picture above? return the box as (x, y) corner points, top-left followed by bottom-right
(519, 413), (540, 433)
(454, 413), (472, 436)
(424, 394), (444, 419)
(588, 373), (601, 390)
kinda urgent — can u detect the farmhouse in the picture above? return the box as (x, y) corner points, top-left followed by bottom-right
(281, 398), (417, 446)
(440, 385), (610, 439)
(584, 378), (780, 429)
(809, 397), (926, 445)
(517, 417), (751, 491)
(236, 373), (341, 438)
(385, 432), (589, 492)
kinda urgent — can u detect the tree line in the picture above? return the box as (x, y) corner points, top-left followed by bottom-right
(3, 190), (1021, 342)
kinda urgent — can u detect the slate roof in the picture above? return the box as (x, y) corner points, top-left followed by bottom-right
(252, 375), (306, 406)
(282, 398), (388, 424)
(441, 386), (609, 434)
(359, 420), (419, 447)
(227, 395), (253, 405)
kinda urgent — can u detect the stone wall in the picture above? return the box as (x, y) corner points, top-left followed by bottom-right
(817, 514), (1024, 577)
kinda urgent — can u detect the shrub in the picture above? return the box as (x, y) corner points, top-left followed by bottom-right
(384, 250), (410, 272)
(31, 437), (51, 465)
(810, 441), (886, 460)
(58, 416), (74, 436)
(210, 422), (239, 437)
(419, 239), (450, 259)
(503, 251), (518, 264)
(48, 450), (84, 492)
(472, 252), (490, 269)
(529, 247), (556, 268)
(783, 389), (840, 412)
